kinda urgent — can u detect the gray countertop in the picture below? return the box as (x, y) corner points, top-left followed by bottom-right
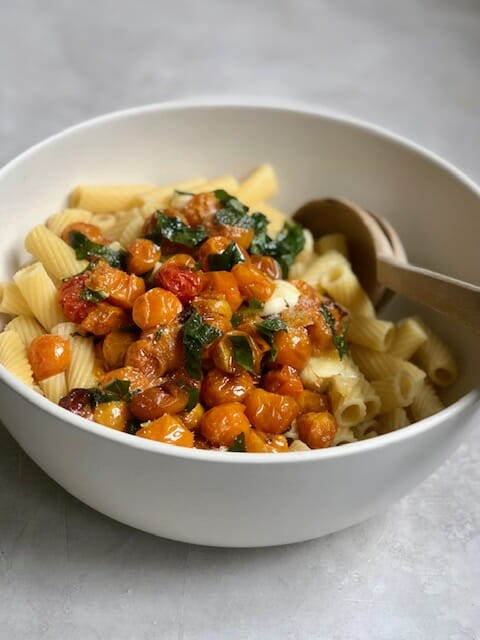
(1, 1), (479, 638)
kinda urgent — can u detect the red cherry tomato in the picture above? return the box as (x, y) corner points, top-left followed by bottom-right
(154, 263), (204, 304)
(59, 272), (95, 323)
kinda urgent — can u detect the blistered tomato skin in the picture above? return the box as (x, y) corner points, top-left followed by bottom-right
(250, 255), (283, 280)
(262, 366), (304, 397)
(244, 389), (299, 434)
(203, 272), (242, 312)
(102, 329), (137, 370)
(129, 384), (189, 422)
(59, 273), (96, 323)
(297, 412), (337, 449)
(99, 366), (150, 393)
(80, 302), (129, 336)
(201, 369), (255, 407)
(232, 263), (275, 302)
(136, 414), (194, 448)
(132, 288), (183, 329)
(183, 192), (220, 227)
(154, 263), (204, 304)
(28, 335), (71, 381)
(86, 260), (145, 309)
(200, 402), (251, 448)
(127, 238), (161, 275)
(246, 430), (289, 453)
(273, 327), (312, 370)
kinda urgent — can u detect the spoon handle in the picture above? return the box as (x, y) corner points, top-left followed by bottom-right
(377, 256), (480, 335)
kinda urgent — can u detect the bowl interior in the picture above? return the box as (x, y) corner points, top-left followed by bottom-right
(1, 103), (479, 403)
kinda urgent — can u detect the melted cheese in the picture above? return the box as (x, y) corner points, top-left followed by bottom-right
(260, 280), (300, 316)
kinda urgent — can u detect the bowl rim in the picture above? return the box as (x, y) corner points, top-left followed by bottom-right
(1, 96), (479, 464)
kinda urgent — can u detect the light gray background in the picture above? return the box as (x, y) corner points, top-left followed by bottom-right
(1, 1), (479, 638)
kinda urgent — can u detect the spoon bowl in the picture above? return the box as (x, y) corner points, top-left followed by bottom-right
(294, 198), (480, 334)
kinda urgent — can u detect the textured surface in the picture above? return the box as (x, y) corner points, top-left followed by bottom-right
(1, 1), (479, 638)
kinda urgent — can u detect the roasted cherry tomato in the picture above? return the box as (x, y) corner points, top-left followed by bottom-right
(28, 335), (71, 381)
(154, 263), (204, 304)
(59, 272), (96, 324)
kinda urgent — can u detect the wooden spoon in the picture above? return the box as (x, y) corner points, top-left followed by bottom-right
(293, 198), (480, 334)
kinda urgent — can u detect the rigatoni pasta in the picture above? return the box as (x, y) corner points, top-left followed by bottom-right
(0, 165), (458, 452)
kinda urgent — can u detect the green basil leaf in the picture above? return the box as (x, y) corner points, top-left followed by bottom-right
(249, 221), (305, 278)
(255, 316), (287, 360)
(230, 334), (255, 373)
(228, 432), (246, 452)
(146, 212), (208, 247)
(207, 242), (245, 271)
(79, 288), (109, 302)
(125, 419), (141, 435)
(182, 309), (222, 380)
(214, 190), (252, 228)
(185, 387), (200, 412)
(319, 303), (350, 359)
(68, 231), (127, 269)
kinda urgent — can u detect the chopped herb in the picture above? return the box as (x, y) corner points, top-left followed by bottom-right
(154, 327), (164, 341)
(89, 379), (137, 405)
(146, 212), (208, 247)
(228, 432), (246, 452)
(230, 334), (255, 373)
(319, 304), (350, 359)
(182, 309), (222, 379)
(256, 316), (287, 360)
(250, 221), (305, 278)
(248, 212), (272, 254)
(79, 288), (109, 303)
(68, 231), (127, 269)
(231, 298), (264, 327)
(207, 242), (245, 271)
(214, 189), (252, 228)
(125, 419), (141, 435)
(174, 189), (194, 196)
(185, 386), (200, 412)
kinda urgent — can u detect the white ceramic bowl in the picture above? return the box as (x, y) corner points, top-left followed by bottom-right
(0, 100), (479, 547)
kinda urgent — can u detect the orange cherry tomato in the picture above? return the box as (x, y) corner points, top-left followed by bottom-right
(297, 412), (337, 449)
(243, 388), (299, 434)
(126, 238), (161, 275)
(129, 383), (189, 422)
(232, 263), (275, 302)
(28, 335), (71, 381)
(262, 365), (304, 397)
(273, 327), (312, 370)
(203, 271), (243, 312)
(99, 366), (150, 393)
(62, 222), (108, 245)
(246, 430), (289, 453)
(200, 402), (251, 448)
(201, 369), (255, 407)
(132, 288), (183, 329)
(80, 302), (129, 336)
(250, 255), (282, 280)
(102, 329), (137, 370)
(136, 414), (194, 448)
(183, 192), (220, 227)
(86, 260), (145, 309)
(93, 400), (130, 431)
(295, 390), (330, 414)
